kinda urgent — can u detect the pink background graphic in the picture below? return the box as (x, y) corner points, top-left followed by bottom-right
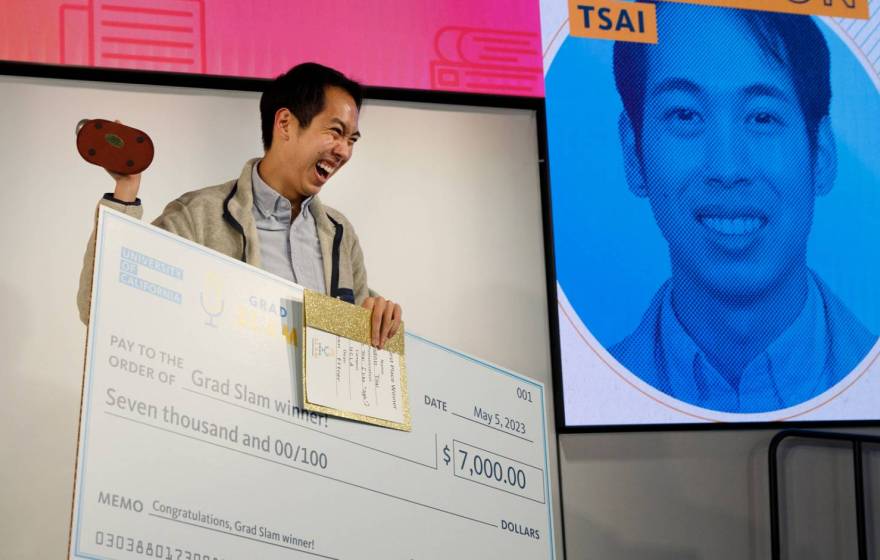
(1, 0), (544, 96)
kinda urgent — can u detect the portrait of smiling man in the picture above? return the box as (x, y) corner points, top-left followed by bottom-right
(608, 3), (877, 413)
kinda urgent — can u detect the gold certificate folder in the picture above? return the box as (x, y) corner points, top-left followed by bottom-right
(302, 290), (411, 431)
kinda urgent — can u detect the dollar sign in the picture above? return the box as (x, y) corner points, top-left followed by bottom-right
(443, 445), (451, 466)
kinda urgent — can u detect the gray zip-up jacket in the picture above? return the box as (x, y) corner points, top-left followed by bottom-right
(78, 159), (371, 323)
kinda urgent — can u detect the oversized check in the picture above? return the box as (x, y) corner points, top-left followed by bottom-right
(70, 208), (556, 560)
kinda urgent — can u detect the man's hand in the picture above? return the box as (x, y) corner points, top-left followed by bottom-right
(110, 170), (141, 202)
(106, 120), (141, 202)
(362, 296), (402, 350)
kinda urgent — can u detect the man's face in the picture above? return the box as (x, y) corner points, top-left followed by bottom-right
(277, 86), (360, 199)
(626, 7), (830, 301)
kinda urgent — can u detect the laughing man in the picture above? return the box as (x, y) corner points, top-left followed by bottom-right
(78, 63), (402, 349)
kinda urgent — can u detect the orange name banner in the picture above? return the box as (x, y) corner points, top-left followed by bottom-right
(568, 0), (658, 43)
(663, 0), (869, 20)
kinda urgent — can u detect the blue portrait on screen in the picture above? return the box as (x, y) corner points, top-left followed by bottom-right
(605, 4), (878, 412)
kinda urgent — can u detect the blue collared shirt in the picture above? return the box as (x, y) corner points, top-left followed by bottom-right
(657, 276), (829, 413)
(251, 162), (326, 293)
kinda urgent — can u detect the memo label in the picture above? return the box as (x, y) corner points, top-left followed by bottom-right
(568, 0), (658, 44)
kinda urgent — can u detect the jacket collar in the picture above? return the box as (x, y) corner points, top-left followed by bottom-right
(309, 196), (339, 291)
(224, 158), (262, 267)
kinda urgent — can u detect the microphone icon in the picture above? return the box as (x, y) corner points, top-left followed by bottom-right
(199, 273), (225, 327)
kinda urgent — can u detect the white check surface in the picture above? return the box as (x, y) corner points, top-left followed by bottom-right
(70, 208), (555, 560)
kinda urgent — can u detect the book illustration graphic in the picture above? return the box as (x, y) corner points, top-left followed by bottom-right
(431, 26), (543, 96)
(60, 0), (206, 73)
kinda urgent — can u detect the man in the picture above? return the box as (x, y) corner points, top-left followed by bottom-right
(78, 63), (402, 349)
(608, 4), (876, 412)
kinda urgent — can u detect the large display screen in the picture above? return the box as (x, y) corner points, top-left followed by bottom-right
(543, 0), (880, 428)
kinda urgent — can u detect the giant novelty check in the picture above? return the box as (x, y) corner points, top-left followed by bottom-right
(70, 208), (556, 560)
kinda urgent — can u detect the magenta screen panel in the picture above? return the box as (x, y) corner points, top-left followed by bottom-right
(0, 0), (543, 97)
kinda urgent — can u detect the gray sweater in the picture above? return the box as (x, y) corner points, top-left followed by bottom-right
(78, 158), (372, 323)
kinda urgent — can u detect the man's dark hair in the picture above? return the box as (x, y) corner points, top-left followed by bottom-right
(260, 62), (363, 150)
(613, 4), (831, 151)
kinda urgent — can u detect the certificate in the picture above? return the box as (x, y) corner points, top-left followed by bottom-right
(302, 290), (410, 431)
(70, 208), (557, 560)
